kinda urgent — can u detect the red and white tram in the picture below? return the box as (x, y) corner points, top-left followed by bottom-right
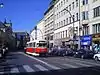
(25, 40), (48, 56)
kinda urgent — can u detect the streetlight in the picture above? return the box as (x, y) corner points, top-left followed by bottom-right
(34, 26), (43, 40)
(0, 3), (4, 8)
(64, 9), (76, 49)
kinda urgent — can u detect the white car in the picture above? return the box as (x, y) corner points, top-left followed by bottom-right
(93, 53), (100, 61)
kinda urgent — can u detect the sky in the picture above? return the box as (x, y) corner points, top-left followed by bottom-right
(0, 0), (51, 33)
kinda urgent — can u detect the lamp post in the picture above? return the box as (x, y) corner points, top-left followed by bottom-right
(0, 3), (4, 8)
(64, 9), (75, 49)
(34, 26), (43, 40)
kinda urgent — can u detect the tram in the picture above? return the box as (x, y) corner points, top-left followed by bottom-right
(25, 40), (48, 56)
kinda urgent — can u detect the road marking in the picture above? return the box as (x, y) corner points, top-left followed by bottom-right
(76, 62), (91, 67)
(63, 64), (78, 68)
(23, 65), (35, 72)
(10, 67), (19, 73)
(19, 52), (61, 70)
(66, 57), (100, 67)
(34, 65), (48, 71)
(0, 72), (4, 75)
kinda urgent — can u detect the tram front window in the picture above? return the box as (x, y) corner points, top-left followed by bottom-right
(37, 43), (47, 47)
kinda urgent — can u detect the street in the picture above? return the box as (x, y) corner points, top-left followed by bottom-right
(0, 51), (100, 75)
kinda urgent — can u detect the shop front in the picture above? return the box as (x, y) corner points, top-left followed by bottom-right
(80, 35), (92, 50)
(92, 33), (100, 52)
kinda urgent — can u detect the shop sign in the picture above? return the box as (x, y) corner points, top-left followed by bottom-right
(92, 38), (100, 41)
(80, 35), (92, 41)
(80, 35), (92, 46)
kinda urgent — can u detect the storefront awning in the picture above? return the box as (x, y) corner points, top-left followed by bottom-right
(92, 38), (100, 41)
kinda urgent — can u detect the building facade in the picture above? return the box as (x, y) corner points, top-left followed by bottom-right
(54, 0), (80, 49)
(31, 0), (100, 50)
(44, 1), (55, 48)
(30, 19), (45, 41)
(37, 19), (45, 40)
(14, 32), (29, 49)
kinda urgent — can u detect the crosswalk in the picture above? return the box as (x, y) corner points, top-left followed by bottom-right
(0, 64), (60, 74)
(0, 60), (100, 75)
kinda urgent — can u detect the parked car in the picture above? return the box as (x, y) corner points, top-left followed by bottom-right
(57, 46), (66, 56)
(0, 44), (8, 58)
(74, 49), (95, 59)
(65, 48), (77, 56)
(48, 46), (58, 56)
(49, 46), (67, 56)
(93, 52), (100, 61)
(0, 45), (3, 58)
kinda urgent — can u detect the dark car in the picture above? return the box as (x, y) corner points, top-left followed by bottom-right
(48, 46), (58, 56)
(57, 46), (66, 56)
(0, 45), (3, 58)
(49, 46), (66, 56)
(74, 49), (95, 59)
(65, 48), (76, 56)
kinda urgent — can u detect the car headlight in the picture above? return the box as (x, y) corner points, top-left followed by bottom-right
(6, 48), (8, 50)
(76, 52), (78, 54)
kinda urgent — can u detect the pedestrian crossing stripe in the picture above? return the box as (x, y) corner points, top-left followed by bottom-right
(10, 67), (19, 73)
(23, 65), (35, 72)
(34, 64), (48, 71)
(0, 61), (100, 75)
(63, 64), (78, 68)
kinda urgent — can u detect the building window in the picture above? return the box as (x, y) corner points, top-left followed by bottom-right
(63, 31), (64, 38)
(82, 11), (88, 20)
(61, 10), (63, 16)
(64, 20), (66, 25)
(59, 3), (60, 8)
(61, 1), (63, 7)
(64, 0), (65, 4)
(69, 17), (71, 23)
(98, 24), (100, 33)
(59, 22), (60, 28)
(59, 12), (60, 18)
(50, 35), (53, 40)
(57, 5), (58, 10)
(61, 32), (62, 38)
(66, 30), (67, 37)
(86, 0), (88, 4)
(93, 23), (100, 33)
(72, 2), (74, 9)
(66, 6), (68, 11)
(57, 23), (58, 28)
(93, 0), (98, 2)
(61, 21), (63, 27)
(76, 0), (78, 7)
(66, 18), (68, 24)
(64, 9), (66, 15)
(69, 4), (71, 11)
(73, 15), (75, 22)
(66, 0), (68, 2)
(93, 6), (100, 17)
(76, 13), (79, 21)
(83, 25), (89, 35)
(82, 0), (88, 5)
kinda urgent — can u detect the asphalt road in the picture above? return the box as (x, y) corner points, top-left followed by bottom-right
(0, 51), (100, 75)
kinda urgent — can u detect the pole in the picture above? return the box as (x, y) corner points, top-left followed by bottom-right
(36, 28), (43, 39)
(64, 9), (75, 49)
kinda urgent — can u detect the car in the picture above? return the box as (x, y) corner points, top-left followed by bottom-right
(73, 49), (95, 59)
(65, 48), (76, 56)
(93, 52), (100, 61)
(57, 46), (66, 56)
(48, 46), (58, 56)
(0, 46), (3, 58)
